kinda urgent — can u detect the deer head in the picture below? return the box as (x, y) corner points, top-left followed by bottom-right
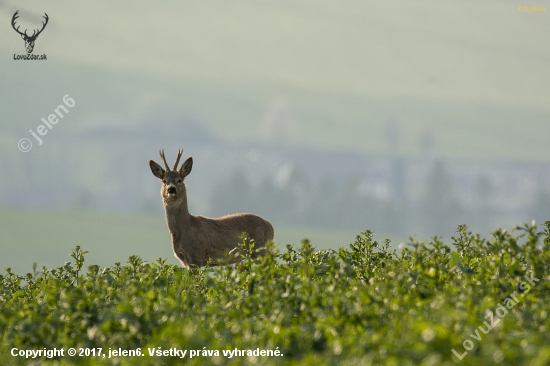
(12, 11), (49, 54)
(149, 149), (193, 204)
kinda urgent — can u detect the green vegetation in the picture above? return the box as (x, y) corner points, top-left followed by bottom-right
(1, 223), (549, 365)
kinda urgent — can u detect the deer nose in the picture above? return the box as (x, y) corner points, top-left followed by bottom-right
(167, 187), (176, 194)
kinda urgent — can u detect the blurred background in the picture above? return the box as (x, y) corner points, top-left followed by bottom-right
(1, 0), (549, 273)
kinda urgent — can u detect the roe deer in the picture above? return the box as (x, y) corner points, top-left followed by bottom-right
(149, 149), (274, 268)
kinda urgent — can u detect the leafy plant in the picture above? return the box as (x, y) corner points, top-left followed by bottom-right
(1, 224), (550, 365)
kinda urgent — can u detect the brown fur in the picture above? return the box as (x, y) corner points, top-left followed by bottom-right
(150, 149), (274, 269)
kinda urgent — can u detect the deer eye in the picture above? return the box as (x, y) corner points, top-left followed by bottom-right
(162, 180), (167, 184)
(177, 180), (183, 184)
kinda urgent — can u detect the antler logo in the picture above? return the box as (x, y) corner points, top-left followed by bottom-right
(12, 11), (49, 54)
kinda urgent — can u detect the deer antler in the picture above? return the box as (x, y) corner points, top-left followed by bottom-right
(11, 11), (26, 37)
(173, 149), (183, 171)
(159, 149), (170, 171)
(11, 11), (49, 39)
(32, 13), (49, 39)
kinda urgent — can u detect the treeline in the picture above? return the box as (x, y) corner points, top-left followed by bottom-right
(209, 160), (550, 236)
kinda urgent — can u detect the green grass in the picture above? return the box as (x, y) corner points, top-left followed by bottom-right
(1, 223), (549, 365)
(0, 207), (173, 275)
(0, 206), (401, 275)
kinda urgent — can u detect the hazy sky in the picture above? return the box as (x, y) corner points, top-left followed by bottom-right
(1, 0), (549, 158)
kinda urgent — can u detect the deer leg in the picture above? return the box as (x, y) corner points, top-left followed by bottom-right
(174, 250), (191, 269)
(187, 241), (206, 267)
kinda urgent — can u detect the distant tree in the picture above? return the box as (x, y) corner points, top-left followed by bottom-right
(473, 174), (493, 233)
(306, 175), (337, 227)
(334, 173), (363, 228)
(529, 187), (550, 226)
(390, 157), (406, 202)
(418, 125), (435, 157)
(421, 160), (462, 235)
(209, 168), (252, 217)
(252, 178), (280, 220)
(249, 164), (310, 223)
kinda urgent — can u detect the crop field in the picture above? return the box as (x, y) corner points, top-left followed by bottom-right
(1, 223), (549, 365)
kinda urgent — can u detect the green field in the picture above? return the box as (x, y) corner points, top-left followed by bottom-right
(2, 4), (550, 361)
(0, 206), (400, 275)
(1, 223), (549, 365)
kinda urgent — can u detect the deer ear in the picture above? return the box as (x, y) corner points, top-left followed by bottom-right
(20, 34), (25, 40)
(149, 160), (165, 180)
(179, 157), (193, 178)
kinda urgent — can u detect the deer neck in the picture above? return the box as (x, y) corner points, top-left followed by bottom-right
(163, 194), (191, 236)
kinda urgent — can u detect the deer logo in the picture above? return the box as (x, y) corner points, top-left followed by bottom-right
(12, 11), (49, 54)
